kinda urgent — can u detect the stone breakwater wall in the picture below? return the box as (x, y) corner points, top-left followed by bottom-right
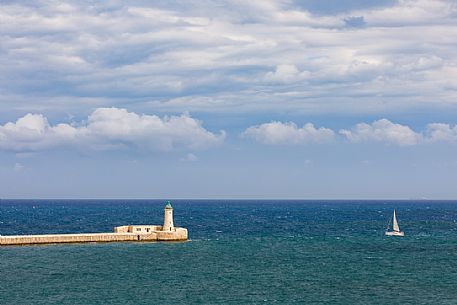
(0, 228), (188, 246)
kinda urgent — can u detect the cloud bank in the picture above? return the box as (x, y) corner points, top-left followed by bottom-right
(0, 108), (225, 152)
(244, 119), (457, 146)
(2, 112), (457, 152)
(340, 119), (457, 145)
(1, 0), (457, 115)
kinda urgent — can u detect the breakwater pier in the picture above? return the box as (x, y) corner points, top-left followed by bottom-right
(0, 201), (187, 246)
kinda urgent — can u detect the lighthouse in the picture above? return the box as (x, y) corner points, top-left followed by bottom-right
(162, 201), (175, 231)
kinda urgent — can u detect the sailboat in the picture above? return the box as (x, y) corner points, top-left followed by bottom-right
(385, 209), (405, 236)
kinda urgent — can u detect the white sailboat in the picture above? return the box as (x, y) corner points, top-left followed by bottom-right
(385, 209), (404, 236)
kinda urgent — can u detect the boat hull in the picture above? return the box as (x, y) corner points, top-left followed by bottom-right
(385, 231), (404, 237)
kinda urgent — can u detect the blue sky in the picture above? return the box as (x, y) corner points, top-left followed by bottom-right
(1, 0), (457, 199)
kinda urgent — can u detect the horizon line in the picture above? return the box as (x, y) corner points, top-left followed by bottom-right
(1, 198), (456, 201)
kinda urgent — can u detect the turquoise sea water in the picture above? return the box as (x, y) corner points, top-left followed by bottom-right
(1, 200), (457, 304)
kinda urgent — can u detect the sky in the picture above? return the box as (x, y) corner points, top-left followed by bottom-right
(1, 0), (457, 199)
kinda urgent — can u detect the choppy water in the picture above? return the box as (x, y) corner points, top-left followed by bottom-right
(1, 200), (457, 304)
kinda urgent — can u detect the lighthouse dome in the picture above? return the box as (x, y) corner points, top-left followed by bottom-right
(165, 201), (173, 209)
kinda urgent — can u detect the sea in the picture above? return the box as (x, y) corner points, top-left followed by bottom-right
(1, 200), (457, 305)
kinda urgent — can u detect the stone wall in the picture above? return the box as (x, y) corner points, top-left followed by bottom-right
(0, 227), (188, 246)
(113, 226), (130, 233)
(0, 233), (138, 245)
(156, 228), (188, 241)
(113, 225), (163, 234)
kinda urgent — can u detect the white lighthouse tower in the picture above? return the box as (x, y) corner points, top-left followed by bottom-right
(162, 201), (175, 231)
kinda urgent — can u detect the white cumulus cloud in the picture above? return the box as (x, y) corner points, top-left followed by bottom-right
(425, 123), (457, 143)
(242, 121), (334, 145)
(244, 118), (457, 146)
(0, 113), (79, 151)
(0, 108), (225, 152)
(339, 119), (422, 146)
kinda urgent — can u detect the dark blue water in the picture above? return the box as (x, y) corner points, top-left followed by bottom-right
(1, 200), (457, 304)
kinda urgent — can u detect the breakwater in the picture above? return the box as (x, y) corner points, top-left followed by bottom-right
(0, 201), (188, 246)
(0, 227), (188, 245)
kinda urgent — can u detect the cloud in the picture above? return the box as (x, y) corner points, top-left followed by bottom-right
(344, 16), (366, 27)
(339, 119), (422, 146)
(0, 113), (79, 151)
(0, 108), (225, 152)
(1, 1), (457, 115)
(13, 163), (25, 171)
(425, 123), (457, 143)
(2, 109), (457, 153)
(244, 118), (457, 146)
(339, 119), (457, 146)
(360, 0), (457, 27)
(180, 153), (198, 162)
(264, 64), (310, 83)
(242, 121), (334, 145)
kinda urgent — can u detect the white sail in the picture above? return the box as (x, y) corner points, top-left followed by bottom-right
(385, 209), (404, 236)
(392, 209), (400, 232)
